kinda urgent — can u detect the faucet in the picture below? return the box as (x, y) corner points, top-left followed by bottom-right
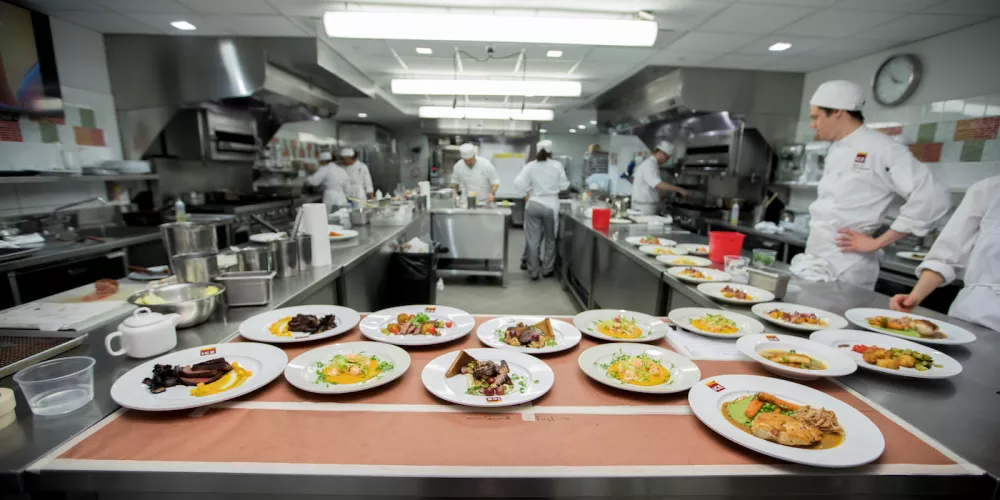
(50, 197), (110, 241)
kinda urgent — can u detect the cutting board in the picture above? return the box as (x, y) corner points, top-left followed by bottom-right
(50, 281), (146, 304)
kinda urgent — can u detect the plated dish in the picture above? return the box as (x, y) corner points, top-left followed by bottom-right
(476, 316), (582, 354)
(810, 330), (962, 379)
(676, 243), (710, 256)
(111, 343), (287, 411)
(360, 305), (475, 346)
(667, 266), (732, 284)
(668, 307), (764, 339)
(736, 334), (857, 380)
(329, 228), (360, 241)
(697, 283), (775, 305)
(845, 308), (976, 345)
(284, 342), (410, 394)
(896, 251), (926, 262)
(657, 255), (712, 267)
(239, 306), (361, 344)
(688, 374), (885, 467)
(421, 348), (554, 407)
(750, 303), (847, 332)
(639, 245), (689, 257)
(625, 236), (677, 247)
(128, 265), (170, 282)
(573, 309), (669, 343)
(577, 343), (701, 394)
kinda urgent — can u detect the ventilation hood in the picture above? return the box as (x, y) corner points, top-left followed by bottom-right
(106, 36), (365, 160)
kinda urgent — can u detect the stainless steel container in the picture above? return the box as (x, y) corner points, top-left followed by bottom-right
(350, 207), (370, 226)
(748, 266), (791, 299)
(296, 234), (312, 271)
(160, 222), (218, 257)
(126, 282), (224, 328)
(214, 271), (276, 307)
(172, 252), (220, 283)
(268, 238), (299, 277)
(234, 245), (272, 271)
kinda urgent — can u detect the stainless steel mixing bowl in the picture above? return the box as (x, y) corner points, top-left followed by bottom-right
(126, 282), (225, 328)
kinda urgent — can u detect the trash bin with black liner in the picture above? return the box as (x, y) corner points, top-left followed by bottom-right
(384, 242), (441, 307)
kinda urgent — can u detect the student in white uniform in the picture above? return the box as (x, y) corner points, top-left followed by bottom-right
(450, 143), (499, 203)
(804, 80), (951, 291)
(305, 151), (351, 210)
(515, 140), (569, 280)
(630, 141), (689, 215)
(340, 147), (374, 201)
(889, 176), (1000, 331)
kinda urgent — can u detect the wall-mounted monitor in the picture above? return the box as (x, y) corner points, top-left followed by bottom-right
(0, 1), (62, 117)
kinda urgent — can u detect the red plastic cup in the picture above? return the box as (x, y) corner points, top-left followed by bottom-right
(591, 208), (611, 230)
(708, 231), (745, 263)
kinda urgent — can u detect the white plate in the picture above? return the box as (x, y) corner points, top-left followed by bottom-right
(249, 232), (287, 243)
(736, 334), (857, 381)
(577, 343), (702, 394)
(697, 283), (775, 305)
(360, 305), (475, 346)
(751, 303), (848, 332)
(669, 307), (764, 339)
(328, 224), (343, 231)
(110, 343), (287, 411)
(128, 265), (170, 281)
(283, 342), (411, 394)
(844, 308), (976, 345)
(625, 236), (676, 247)
(677, 243), (710, 256)
(810, 329), (962, 379)
(657, 255), (712, 267)
(688, 374), (884, 468)
(639, 245), (688, 257)
(667, 266), (732, 284)
(573, 309), (669, 343)
(238, 305), (361, 344)
(421, 348), (554, 407)
(328, 228), (359, 241)
(895, 251), (927, 262)
(610, 218), (632, 224)
(476, 316), (582, 354)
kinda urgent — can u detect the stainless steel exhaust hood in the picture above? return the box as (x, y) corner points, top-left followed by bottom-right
(107, 36), (360, 160)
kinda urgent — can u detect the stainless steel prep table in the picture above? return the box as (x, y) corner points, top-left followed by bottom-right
(0, 214), (428, 496)
(431, 207), (511, 286)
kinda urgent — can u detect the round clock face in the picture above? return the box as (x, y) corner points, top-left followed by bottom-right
(873, 54), (921, 106)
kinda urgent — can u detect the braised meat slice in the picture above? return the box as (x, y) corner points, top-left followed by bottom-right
(287, 314), (338, 335)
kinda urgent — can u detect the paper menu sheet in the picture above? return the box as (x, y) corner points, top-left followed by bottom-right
(666, 327), (746, 361)
(0, 301), (128, 330)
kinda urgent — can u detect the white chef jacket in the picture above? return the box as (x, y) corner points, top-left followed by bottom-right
(805, 126), (951, 290)
(344, 160), (374, 201)
(306, 163), (351, 209)
(630, 156), (663, 215)
(450, 156), (499, 201)
(916, 176), (1000, 331)
(514, 159), (569, 214)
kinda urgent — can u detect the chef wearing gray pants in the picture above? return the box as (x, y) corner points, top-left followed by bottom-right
(515, 140), (570, 280)
(524, 201), (557, 279)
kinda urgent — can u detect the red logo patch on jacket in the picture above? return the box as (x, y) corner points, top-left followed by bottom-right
(854, 152), (867, 163)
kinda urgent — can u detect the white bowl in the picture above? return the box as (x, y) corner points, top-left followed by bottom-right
(736, 334), (857, 380)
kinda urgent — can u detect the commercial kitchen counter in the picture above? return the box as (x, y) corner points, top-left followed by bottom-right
(0, 213), (429, 495)
(431, 207), (511, 285)
(0, 227), (161, 274)
(560, 212), (1000, 495)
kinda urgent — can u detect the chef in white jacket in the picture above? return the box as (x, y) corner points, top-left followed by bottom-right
(305, 151), (351, 210)
(515, 139), (569, 280)
(890, 176), (1000, 331)
(804, 80), (951, 290)
(450, 143), (499, 203)
(630, 141), (689, 215)
(340, 147), (374, 201)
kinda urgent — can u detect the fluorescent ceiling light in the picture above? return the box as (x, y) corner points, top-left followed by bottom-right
(392, 79), (581, 97)
(589, 120), (597, 125)
(768, 42), (792, 52)
(419, 106), (554, 121)
(577, 124), (586, 129)
(357, 113), (368, 118)
(415, 47), (433, 55)
(539, 128), (547, 133)
(547, 50), (563, 58)
(170, 21), (196, 31)
(569, 129), (577, 133)
(324, 12), (657, 47)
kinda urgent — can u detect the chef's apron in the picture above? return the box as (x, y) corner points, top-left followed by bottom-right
(532, 193), (561, 233)
(632, 202), (657, 216)
(948, 192), (1000, 331)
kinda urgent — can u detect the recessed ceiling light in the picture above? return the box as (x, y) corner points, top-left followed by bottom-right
(415, 47), (433, 55)
(589, 120), (597, 125)
(357, 113), (368, 118)
(569, 129), (577, 133)
(546, 50), (563, 58)
(577, 124), (585, 129)
(768, 42), (792, 52)
(391, 79), (581, 97)
(170, 21), (196, 31)
(539, 128), (547, 133)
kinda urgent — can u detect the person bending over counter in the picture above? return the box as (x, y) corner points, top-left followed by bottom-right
(890, 176), (1000, 331)
(451, 143), (499, 204)
(304, 151), (351, 210)
(515, 139), (569, 281)
(630, 141), (690, 215)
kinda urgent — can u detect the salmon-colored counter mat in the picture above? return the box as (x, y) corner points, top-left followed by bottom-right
(48, 316), (975, 475)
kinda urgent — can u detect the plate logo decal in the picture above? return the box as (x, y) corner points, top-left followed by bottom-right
(200, 347), (217, 356)
(705, 380), (725, 392)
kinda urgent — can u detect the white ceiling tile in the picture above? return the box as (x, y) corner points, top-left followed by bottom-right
(803, 37), (902, 58)
(738, 0), (837, 6)
(736, 35), (834, 56)
(330, 39), (391, 58)
(834, 0), (943, 12)
(583, 47), (656, 63)
(57, 11), (163, 33)
(650, 0), (733, 30)
(646, 48), (722, 66)
(95, 0), (194, 14)
(570, 60), (638, 79)
(697, 3), (816, 33)
(701, 53), (775, 69)
(777, 9), (904, 37)
(177, 0), (277, 15)
(267, 0), (337, 18)
(123, 14), (232, 35)
(287, 16), (319, 35)
(217, 15), (309, 36)
(665, 31), (760, 53)
(344, 56), (402, 73)
(855, 13), (982, 40)
(923, 0), (1000, 15)
(761, 54), (846, 72)
(18, 1), (109, 13)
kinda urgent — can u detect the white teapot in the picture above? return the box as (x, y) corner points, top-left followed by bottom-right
(105, 307), (180, 358)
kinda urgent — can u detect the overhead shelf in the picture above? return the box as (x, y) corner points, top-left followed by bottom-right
(0, 174), (159, 184)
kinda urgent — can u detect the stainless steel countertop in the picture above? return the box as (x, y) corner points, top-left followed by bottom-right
(430, 207), (513, 216)
(0, 214), (427, 494)
(564, 214), (999, 482)
(0, 229), (161, 273)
